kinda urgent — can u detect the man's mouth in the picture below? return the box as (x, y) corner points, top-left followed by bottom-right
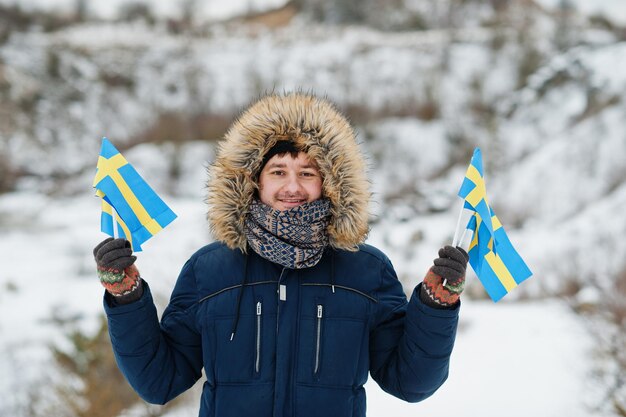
(278, 197), (307, 207)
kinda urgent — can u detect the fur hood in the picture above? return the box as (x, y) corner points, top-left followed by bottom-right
(207, 92), (370, 251)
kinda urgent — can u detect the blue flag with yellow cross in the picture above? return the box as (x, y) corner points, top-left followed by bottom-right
(458, 148), (532, 302)
(93, 138), (177, 251)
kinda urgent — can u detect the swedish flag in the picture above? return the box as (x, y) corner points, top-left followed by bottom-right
(93, 138), (177, 251)
(458, 148), (532, 302)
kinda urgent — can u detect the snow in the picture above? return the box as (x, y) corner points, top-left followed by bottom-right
(366, 300), (602, 417)
(0, 0), (291, 22)
(535, 0), (626, 26)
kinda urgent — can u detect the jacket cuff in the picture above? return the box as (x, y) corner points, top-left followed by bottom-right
(102, 280), (162, 359)
(403, 283), (459, 360)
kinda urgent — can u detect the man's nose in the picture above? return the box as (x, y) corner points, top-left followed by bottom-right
(283, 174), (303, 193)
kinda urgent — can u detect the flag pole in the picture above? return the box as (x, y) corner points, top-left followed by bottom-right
(458, 224), (469, 249)
(111, 206), (119, 239)
(451, 199), (466, 247)
(446, 199), (467, 287)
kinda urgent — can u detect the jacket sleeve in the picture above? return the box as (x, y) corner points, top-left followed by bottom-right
(369, 257), (459, 403)
(103, 259), (203, 405)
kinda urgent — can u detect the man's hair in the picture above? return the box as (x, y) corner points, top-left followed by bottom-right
(259, 140), (300, 173)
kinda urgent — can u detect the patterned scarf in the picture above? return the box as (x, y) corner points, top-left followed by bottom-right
(245, 199), (331, 269)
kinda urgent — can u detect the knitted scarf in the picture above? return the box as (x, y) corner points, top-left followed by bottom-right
(244, 198), (331, 269)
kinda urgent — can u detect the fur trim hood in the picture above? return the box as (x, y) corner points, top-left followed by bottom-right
(207, 92), (370, 251)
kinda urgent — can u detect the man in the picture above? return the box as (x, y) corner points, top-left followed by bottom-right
(94, 92), (468, 417)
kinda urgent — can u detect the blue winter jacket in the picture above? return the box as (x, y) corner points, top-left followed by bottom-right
(104, 242), (459, 417)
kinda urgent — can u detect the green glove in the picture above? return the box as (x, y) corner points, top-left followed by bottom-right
(93, 238), (141, 300)
(420, 245), (469, 308)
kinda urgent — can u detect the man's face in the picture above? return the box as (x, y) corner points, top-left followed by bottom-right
(258, 152), (323, 211)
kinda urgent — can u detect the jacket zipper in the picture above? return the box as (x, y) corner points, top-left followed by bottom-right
(255, 301), (262, 373)
(276, 267), (287, 335)
(314, 304), (323, 375)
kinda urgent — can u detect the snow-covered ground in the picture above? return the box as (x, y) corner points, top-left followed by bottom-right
(367, 300), (601, 417)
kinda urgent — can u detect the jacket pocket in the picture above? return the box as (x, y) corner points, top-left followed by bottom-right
(297, 299), (367, 387)
(212, 298), (272, 383)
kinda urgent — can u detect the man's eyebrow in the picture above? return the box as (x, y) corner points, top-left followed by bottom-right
(265, 162), (287, 168)
(265, 162), (318, 169)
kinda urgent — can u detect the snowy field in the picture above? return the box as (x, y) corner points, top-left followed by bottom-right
(0, 179), (610, 417)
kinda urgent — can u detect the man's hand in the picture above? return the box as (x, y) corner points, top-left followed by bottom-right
(420, 245), (469, 308)
(94, 237), (136, 271)
(94, 238), (141, 299)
